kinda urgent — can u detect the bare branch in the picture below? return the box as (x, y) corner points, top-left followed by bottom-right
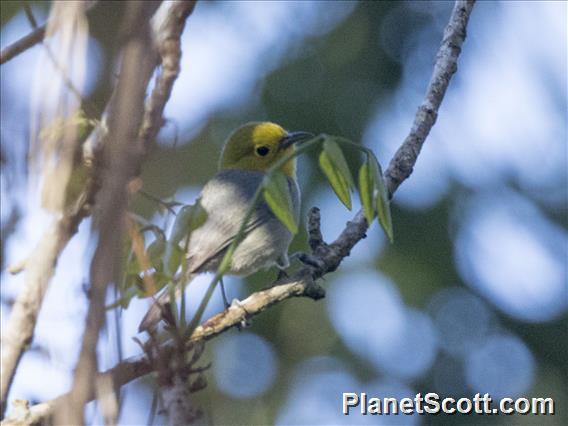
(2, 1), (475, 424)
(0, 176), (97, 416)
(384, 0), (475, 196)
(1, 355), (152, 426)
(139, 1), (197, 148)
(0, 25), (45, 65)
(0, 1), (99, 66)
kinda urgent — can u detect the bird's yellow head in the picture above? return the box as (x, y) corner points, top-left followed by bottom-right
(219, 122), (313, 179)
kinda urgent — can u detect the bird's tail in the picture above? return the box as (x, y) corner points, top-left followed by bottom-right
(138, 274), (195, 333)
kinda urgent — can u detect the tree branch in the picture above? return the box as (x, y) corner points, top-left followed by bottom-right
(1, 1), (475, 424)
(0, 25), (45, 65)
(139, 1), (197, 148)
(384, 0), (475, 196)
(0, 167), (97, 417)
(0, 1), (99, 66)
(54, 2), (161, 424)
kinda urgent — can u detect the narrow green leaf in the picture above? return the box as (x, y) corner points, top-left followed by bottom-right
(140, 224), (165, 240)
(163, 200), (207, 276)
(129, 274), (145, 294)
(163, 241), (183, 277)
(319, 150), (352, 210)
(358, 160), (376, 225)
(263, 171), (298, 234)
(152, 272), (173, 293)
(126, 257), (141, 274)
(105, 286), (138, 310)
(323, 138), (355, 188)
(169, 199), (208, 245)
(189, 199), (208, 230)
(132, 271), (170, 298)
(147, 237), (166, 271)
(371, 158), (394, 242)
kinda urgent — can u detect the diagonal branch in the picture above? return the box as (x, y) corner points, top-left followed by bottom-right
(0, 25), (45, 65)
(1, 1), (475, 424)
(0, 2), (99, 66)
(384, 0), (476, 196)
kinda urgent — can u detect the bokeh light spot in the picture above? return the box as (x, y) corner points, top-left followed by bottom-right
(465, 334), (535, 398)
(428, 287), (494, 357)
(327, 271), (438, 380)
(213, 331), (277, 399)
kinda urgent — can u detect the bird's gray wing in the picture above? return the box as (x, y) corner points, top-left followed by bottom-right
(138, 170), (299, 332)
(186, 169), (275, 273)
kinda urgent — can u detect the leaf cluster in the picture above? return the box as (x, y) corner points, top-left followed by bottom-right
(264, 134), (393, 241)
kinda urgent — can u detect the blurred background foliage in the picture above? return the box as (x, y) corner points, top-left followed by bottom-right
(1, 1), (566, 425)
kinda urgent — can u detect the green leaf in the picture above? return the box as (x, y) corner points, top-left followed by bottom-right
(106, 286), (138, 310)
(263, 171), (298, 234)
(147, 236), (166, 271)
(131, 271), (170, 298)
(323, 138), (355, 189)
(169, 199), (208, 245)
(151, 271), (173, 293)
(63, 162), (90, 210)
(162, 200), (207, 276)
(371, 158), (393, 242)
(319, 138), (355, 210)
(163, 241), (182, 277)
(358, 160), (376, 225)
(126, 256), (141, 275)
(140, 224), (166, 240)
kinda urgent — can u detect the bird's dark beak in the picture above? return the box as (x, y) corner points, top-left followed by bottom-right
(279, 131), (314, 150)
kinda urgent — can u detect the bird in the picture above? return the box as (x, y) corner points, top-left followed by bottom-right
(138, 122), (313, 332)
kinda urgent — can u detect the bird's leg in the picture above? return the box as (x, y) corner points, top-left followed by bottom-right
(276, 266), (289, 280)
(220, 277), (230, 310)
(230, 299), (252, 329)
(222, 280), (249, 329)
(268, 252), (323, 290)
(289, 251), (325, 271)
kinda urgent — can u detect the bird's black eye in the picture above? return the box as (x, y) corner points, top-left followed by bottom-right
(256, 146), (270, 156)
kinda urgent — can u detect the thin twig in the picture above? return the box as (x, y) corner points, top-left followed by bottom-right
(1, 1), (475, 424)
(24, 2), (100, 119)
(0, 1), (99, 66)
(0, 25), (45, 65)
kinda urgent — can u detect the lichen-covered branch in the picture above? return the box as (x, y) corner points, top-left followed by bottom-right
(139, 1), (197, 148)
(384, 0), (475, 196)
